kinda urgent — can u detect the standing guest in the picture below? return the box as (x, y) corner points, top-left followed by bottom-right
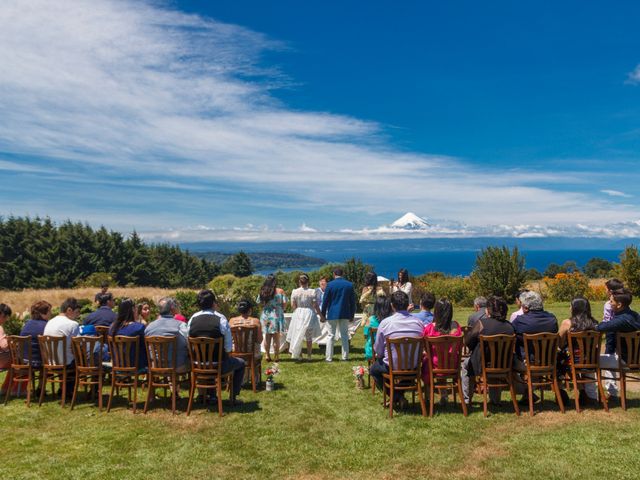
(257, 274), (287, 362)
(558, 297), (598, 402)
(94, 282), (109, 304)
(20, 301), (52, 366)
(288, 274), (322, 360)
(467, 296), (487, 328)
(84, 292), (116, 327)
(137, 302), (151, 326)
(391, 269), (413, 310)
(509, 290), (529, 322)
(414, 293), (436, 326)
(462, 296), (515, 406)
(360, 271), (386, 328)
(110, 298), (147, 370)
(229, 299), (263, 359)
(189, 290), (245, 403)
(145, 297), (189, 373)
(0, 303), (12, 370)
(369, 291), (423, 406)
(596, 289), (640, 397)
(364, 296), (391, 361)
(422, 299), (462, 404)
(321, 268), (356, 362)
(315, 277), (328, 311)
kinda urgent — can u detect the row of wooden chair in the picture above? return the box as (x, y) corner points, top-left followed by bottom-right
(369, 329), (640, 418)
(4, 325), (262, 417)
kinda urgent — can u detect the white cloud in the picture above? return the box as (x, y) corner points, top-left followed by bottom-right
(627, 65), (640, 84)
(300, 223), (317, 232)
(601, 189), (632, 198)
(0, 0), (638, 230)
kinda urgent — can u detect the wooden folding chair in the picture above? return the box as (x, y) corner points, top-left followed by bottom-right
(522, 333), (564, 416)
(424, 336), (467, 417)
(382, 336), (426, 418)
(38, 335), (74, 407)
(144, 336), (185, 415)
(187, 337), (233, 417)
(567, 330), (608, 413)
(107, 335), (146, 413)
(478, 334), (520, 417)
(231, 325), (261, 393)
(4, 335), (42, 407)
(70, 336), (104, 411)
(95, 326), (110, 344)
(616, 331), (640, 410)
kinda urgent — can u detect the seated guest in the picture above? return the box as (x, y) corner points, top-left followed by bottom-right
(369, 291), (424, 406)
(596, 289), (640, 397)
(43, 298), (81, 366)
(512, 291), (558, 362)
(110, 298), (147, 370)
(601, 279), (624, 396)
(509, 290), (529, 322)
(229, 299), (263, 358)
(422, 299), (462, 404)
(462, 296), (515, 406)
(364, 296), (391, 361)
(20, 301), (52, 366)
(145, 297), (189, 373)
(84, 292), (116, 327)
(137, 302), (151, 326)
(189, 290), (245, 403)
(467, 296), (487, 328)
(0, 303), (12, 371)
(558, 297), (598, 402)
(414, 293), (435, 325)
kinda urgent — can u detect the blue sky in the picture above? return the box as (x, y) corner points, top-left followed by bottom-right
(1, 0), (640, 240)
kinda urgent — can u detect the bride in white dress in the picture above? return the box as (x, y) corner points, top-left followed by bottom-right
(287, 274), (323, 360)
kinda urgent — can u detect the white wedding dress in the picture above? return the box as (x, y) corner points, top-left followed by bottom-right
(287, 287), (322, 358)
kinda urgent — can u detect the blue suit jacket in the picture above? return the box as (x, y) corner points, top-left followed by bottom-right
(321, 277), (356, 321)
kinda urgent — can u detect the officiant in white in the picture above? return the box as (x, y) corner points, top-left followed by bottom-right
(287, 274), (323, 360)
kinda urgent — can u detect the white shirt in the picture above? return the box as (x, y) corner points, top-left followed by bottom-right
(43, 314), (80, 365)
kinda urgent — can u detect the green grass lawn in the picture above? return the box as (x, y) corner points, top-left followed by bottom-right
(4, 300), (640, 480)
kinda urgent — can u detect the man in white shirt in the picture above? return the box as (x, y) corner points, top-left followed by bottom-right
(43, 297), (81, 366)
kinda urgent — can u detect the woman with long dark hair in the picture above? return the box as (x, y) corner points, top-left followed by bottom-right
(257, 274), (287, 362)
(360, 271), (385, 329)
(110, 298), (147, 370)
(391, 268), (413, 309)
(364, 295), (391, 361)
(421, 299), (462, 401)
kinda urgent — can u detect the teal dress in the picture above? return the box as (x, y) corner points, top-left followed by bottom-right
(258, 292), (286, 334)
(363, 315), (381, 360)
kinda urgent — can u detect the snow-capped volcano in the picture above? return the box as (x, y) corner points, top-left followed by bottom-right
(389, 212), (430, 230)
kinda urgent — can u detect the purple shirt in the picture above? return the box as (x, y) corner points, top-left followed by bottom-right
(374, 311), (424, 366)
(603, 301), (614, 323)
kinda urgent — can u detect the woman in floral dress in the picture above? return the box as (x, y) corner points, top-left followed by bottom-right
(258, 274), (287, 362)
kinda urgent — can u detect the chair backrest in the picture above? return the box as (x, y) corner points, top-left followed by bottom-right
(109, 335), (140, 370)
(479, 334), (515, 374)
(617, 331), (640, 368)
(71, 336), (102, 369)
(95, 326), (110, 343)
(523, 333), (559, 370)
(424, 335), (463, 374)
(188, 337), (224, 372)
(567, 330), (601, 369)
(145, 336), (177, 370)
(385, 336), (423, 373)
(231, 325), (258, 354)
(8, 335), (31, 367)
(38, 335), (67, 367)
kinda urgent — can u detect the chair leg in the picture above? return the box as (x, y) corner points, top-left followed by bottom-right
(596, 370), (609, 412)
(482, 379), (488, 417)
(171, 374), (177, 415)
(418, 381), (426, 417)
(26, 371), (33, 408)
(70, 373), (79, 410)
(4, 369), (12, 405)
(620, 372), (627, 411)
(61, 371), (67, 408)
(552, 378), (565, 413)
(186, 376), (195, 416)
(39, 372), (48, 407)
(429, 382), (434, 418)
(132, 376), (139, 414)
(509, 377), (520, 416)
(458, 380), (468, 417)
(98, 375), (103, 412)
(217, 379), (224, 417)
(144, 383), (153, 414)
(527, 376), (534, 417)
(250, 358), (256, 393)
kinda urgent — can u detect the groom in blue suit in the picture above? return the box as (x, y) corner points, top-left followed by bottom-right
(321, 268), (356, 362)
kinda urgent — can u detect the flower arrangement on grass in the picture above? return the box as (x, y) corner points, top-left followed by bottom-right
(352, 365), (366, 390)
(265, 363), (280, 382)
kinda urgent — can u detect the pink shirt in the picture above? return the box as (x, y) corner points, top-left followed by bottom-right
(421, 322), (462, 384)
